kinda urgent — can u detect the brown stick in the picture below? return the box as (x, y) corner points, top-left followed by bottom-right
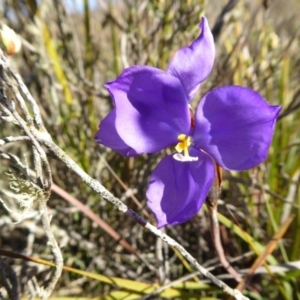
(208, 205), (242, 282)
(206, 162), (242, 282)
(235, 214), (295, 292)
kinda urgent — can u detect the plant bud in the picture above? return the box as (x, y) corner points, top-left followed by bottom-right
(0, 24), (22, 55)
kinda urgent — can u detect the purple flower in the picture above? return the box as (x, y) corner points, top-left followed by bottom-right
(95, 17), (281, 228)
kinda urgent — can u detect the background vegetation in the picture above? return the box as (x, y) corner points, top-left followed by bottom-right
(0, 0), (299, 299)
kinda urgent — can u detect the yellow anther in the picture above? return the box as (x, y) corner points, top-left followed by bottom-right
(175, 134), (191, 157)
(177, 134), (186, 142)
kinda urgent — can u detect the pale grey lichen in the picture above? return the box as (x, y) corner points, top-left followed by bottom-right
(0, 169), (43, 218)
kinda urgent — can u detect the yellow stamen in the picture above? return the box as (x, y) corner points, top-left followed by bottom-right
(175, 134), (191, 157)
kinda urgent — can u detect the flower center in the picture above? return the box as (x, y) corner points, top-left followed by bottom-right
(175, 134), (191, 157)
(174, 134), (198, 162)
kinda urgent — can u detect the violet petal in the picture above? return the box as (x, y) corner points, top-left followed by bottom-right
(193, 86), (281, 171)
(96, 66), (190, 155)
(146, 148), (214, 228)
(167, 17), (215, 101)
(94, 110), (138, 156)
